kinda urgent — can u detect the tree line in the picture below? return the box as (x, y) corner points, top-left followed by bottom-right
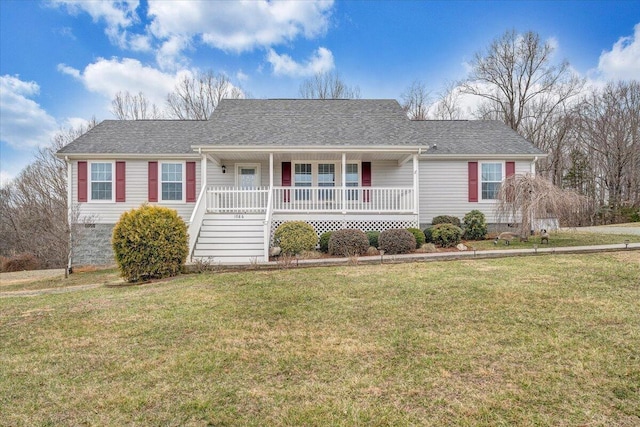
(1, 29), (638, 269)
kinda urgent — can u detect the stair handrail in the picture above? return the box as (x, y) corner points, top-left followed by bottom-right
(188, 185), (208, 260)
(263, 186), (274, 262)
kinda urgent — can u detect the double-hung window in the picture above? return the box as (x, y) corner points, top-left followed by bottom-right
(294, 163), (312, 200)
(345, 163), (359, 200)
(90, 162), (113, 201)
(161, 163), (183, 201)
(481, 162), (503, 200)
(317, 163), (335, 200)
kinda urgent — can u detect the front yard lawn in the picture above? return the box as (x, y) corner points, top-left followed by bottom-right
(1, 252), (639, 426)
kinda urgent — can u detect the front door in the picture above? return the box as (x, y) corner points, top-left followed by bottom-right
(237, 164), (260, 188)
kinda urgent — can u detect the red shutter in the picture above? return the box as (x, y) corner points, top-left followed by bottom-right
(282, 162), (291, 203)
(186, 161), (196, 202)
(468, 162), (478, 202)
(505, 161), (516, 202)
(115, 161), (126, 202)
(148, 161), (158, 202)
(77, 161), (87, 202)
(362, 161), (372, 202)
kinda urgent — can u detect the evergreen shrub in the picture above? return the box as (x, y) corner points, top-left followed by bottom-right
(329, 229), (370, 257)
(273, 221), (317, 255)
(407, 227), (426, 248)
(319, 231), (333, 253)
(431, 215), (462, 228)
(112, 204), (188, 282)
(432, 223), (463, 248)
(378, 228), (416, 254)
(366, 231), (380, 248)
(463, 210), (488, 240)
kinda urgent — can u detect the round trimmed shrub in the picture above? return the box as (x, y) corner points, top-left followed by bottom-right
(366, 231), (380, 248)
(319, 231), (333, 253)
(112, 204), (188, 282)
(407, 227), (425, 248)
(378, 228), (416, 255)
(431, 215), (462, 228)
(423, 227), (434, 244)
(463, 210), (488, 240)
(329, 229), (369, 257)
(431, 223), (463, 248)
(273, 221), (317, 255)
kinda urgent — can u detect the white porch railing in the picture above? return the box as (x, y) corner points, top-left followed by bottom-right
(206, 186), (270, 213)
(204, 186), (415, 213)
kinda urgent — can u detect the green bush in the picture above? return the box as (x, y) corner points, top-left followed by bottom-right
(423, 227), (434, 244)
(329, 229), (370, 257)
(273, 221), (317, 255)
(407, 227), (425, 248)
(431, 223), (463, 248)
(366, 231), (380, 248)
(462, 210), (488, 240)
(431, 215), (462, 228)
(112, 204), (188, 282)
(378, 228), (416, 255)
(319, 231), (333, 253)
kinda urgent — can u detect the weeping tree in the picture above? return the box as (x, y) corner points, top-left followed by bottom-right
(495, 173), (589, 238)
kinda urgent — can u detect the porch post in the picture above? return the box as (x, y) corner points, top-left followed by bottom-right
(269, 153), (273, 189)
(341, 152), (347, 213)
(201, 153), (207, 189)
(413, 154), (419, 216)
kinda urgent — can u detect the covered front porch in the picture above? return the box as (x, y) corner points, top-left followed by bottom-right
(188, 148), (421, 263)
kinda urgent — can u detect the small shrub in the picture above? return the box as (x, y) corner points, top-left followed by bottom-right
(432, 215), (462, 228)
(366, 231), (380, 248)
(432, 223), (463, 248)
(423, 227), (434, 243)
(463, 210), (488, 240)
(407, 227), (425, 248)
(329, 229), (370, 257)
(112, 204), (188, 282)
(319, 231), (333, 253)
(378, 228), (416, 255)
(1, 253), (40, 272)
(366, 246), (379, 256)
(273, 221), (317, 256)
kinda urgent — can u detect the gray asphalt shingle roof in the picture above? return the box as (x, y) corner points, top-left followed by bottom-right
(57, 120), (210, 155)
(57, 99), (545, 156)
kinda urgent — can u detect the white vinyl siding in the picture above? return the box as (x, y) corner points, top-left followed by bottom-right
(74, 160), (200, 224)
(418, 159), (530, 225)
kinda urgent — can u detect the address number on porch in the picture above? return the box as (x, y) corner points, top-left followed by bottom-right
(234, 214), (245, 219)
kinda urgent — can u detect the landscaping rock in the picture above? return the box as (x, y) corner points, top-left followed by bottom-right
(269, 246), (282, 257)
(456, 243), (468, 251)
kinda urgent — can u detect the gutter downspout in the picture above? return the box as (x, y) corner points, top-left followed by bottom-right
(65, 157), (72, 276)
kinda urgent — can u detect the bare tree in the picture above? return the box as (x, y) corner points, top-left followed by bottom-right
(111, 91), (164, 120)
(574, 81), (640, 222)
(0, 119), (97, 271)
(166, 71), (244, 120)
(299, 71), (361, 99)
(495, 173), (589, 238)
(431, 82), (463, 120)
(401, 80), (431, 120)
(461, 30), (584, 180)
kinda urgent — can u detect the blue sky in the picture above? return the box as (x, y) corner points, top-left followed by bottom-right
(1, 0), (639, 185)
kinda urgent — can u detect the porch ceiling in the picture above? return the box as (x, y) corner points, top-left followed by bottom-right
(214, 151), (414, 163)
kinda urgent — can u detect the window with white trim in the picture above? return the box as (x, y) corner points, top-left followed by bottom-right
(346, 163), (359, 200)
(318, 163), (335, 200)
(161, 162), (183, 201)
(90, 162), (113, 201)
(294, 163), (312, 200)
(481, 162), (503, 200)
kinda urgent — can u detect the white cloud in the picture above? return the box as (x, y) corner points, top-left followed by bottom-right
(0, 75), (58, 149)
(597, 23), (640, 81)
(148, 0), (333, 53)
(236, 70), (249, 82)
(57, 58), (187, 108)
(0, 170), (13, 188)
(51, 0), (141, 49)
(267, 47), (334, 77)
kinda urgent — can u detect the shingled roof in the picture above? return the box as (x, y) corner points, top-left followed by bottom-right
(57, 120), (209, 155)
(57, 99), (545, 156)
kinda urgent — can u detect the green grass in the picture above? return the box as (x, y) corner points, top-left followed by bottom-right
(0, 268), (122, 293)
(1, 252), (639, 426)
(468, 229), (640, 250)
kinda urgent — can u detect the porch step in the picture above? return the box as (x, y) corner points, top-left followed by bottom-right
(193, 213), (267, 264)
